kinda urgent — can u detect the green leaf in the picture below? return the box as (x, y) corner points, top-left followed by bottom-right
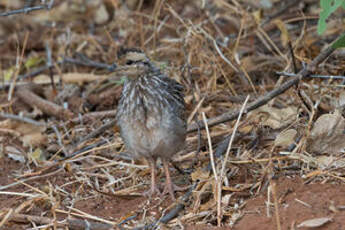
(24, 57), (44, 70)
(29, 148), (46, 162)
(318, 0), (345, 35)
(331, 33), (345, 48)
(160, 62), (167, 71)
(3, 67), (15, 81)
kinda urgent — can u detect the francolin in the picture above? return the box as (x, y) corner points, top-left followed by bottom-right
(115, 48), (186, 199)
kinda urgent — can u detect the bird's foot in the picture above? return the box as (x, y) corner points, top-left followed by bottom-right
(143, 184), (161, 198)
(162, 182), (189, 200)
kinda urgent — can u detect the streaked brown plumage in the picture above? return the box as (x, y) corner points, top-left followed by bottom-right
(115, 48), (186, 199)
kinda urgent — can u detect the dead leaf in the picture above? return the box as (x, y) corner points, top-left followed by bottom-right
(93, 2), (110, 24)
(297, 217), (332, 228)
(5, 146), (26, 163)
(191, 167), (210, 181)
(22, 131), (47, 148)
(273, 19), (289, 47)
(307, 111), (345, 154)
(249, 105), (298, 129)
(252, 10), (263, 24)
(1, 120), (47, 148)
(33, 0), (100, 23)
(316, 156), (345, 169)
(0, 0), (21, 8)
(274, 129), (297, 147)
(200, 197), (216, 211)
(222, 194), (232, 206)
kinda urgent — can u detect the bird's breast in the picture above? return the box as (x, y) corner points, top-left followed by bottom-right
(116, 75), (186, 158)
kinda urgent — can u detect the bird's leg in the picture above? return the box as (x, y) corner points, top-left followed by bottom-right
(162, 158), (175, 200)
(161, 160), (188, 200)
(162, 159), (189, 200)
(145, 158), (160, 197)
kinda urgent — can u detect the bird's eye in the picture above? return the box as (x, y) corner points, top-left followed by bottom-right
(126, 60), (134, 65)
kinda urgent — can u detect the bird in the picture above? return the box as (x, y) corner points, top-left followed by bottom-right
(115, 48), (186, 200)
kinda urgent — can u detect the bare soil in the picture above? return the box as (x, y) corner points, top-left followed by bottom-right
(1, 157), (344, 229)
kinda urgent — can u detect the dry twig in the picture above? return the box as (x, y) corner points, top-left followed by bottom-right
(187, 44), (336, 132)
(1, 213), (113, 230)
(16, 87), (73, 120)
(0, 0), (54, 16)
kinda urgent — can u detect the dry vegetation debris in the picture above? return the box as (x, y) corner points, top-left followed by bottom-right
(0, 0), (345, 229)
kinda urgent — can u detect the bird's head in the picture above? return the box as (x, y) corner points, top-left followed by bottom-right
(116, 48), (152, 79)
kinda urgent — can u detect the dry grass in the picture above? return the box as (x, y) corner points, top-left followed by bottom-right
(0, 0), (345, 229)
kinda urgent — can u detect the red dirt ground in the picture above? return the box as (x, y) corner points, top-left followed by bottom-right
(1, 157), (344, 229)
(235, 177), (345, 230)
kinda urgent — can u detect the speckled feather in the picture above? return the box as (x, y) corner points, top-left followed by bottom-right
(116, 61), (186, 160)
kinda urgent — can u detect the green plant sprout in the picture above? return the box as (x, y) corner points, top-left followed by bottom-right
(317, 0), (345, 48)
